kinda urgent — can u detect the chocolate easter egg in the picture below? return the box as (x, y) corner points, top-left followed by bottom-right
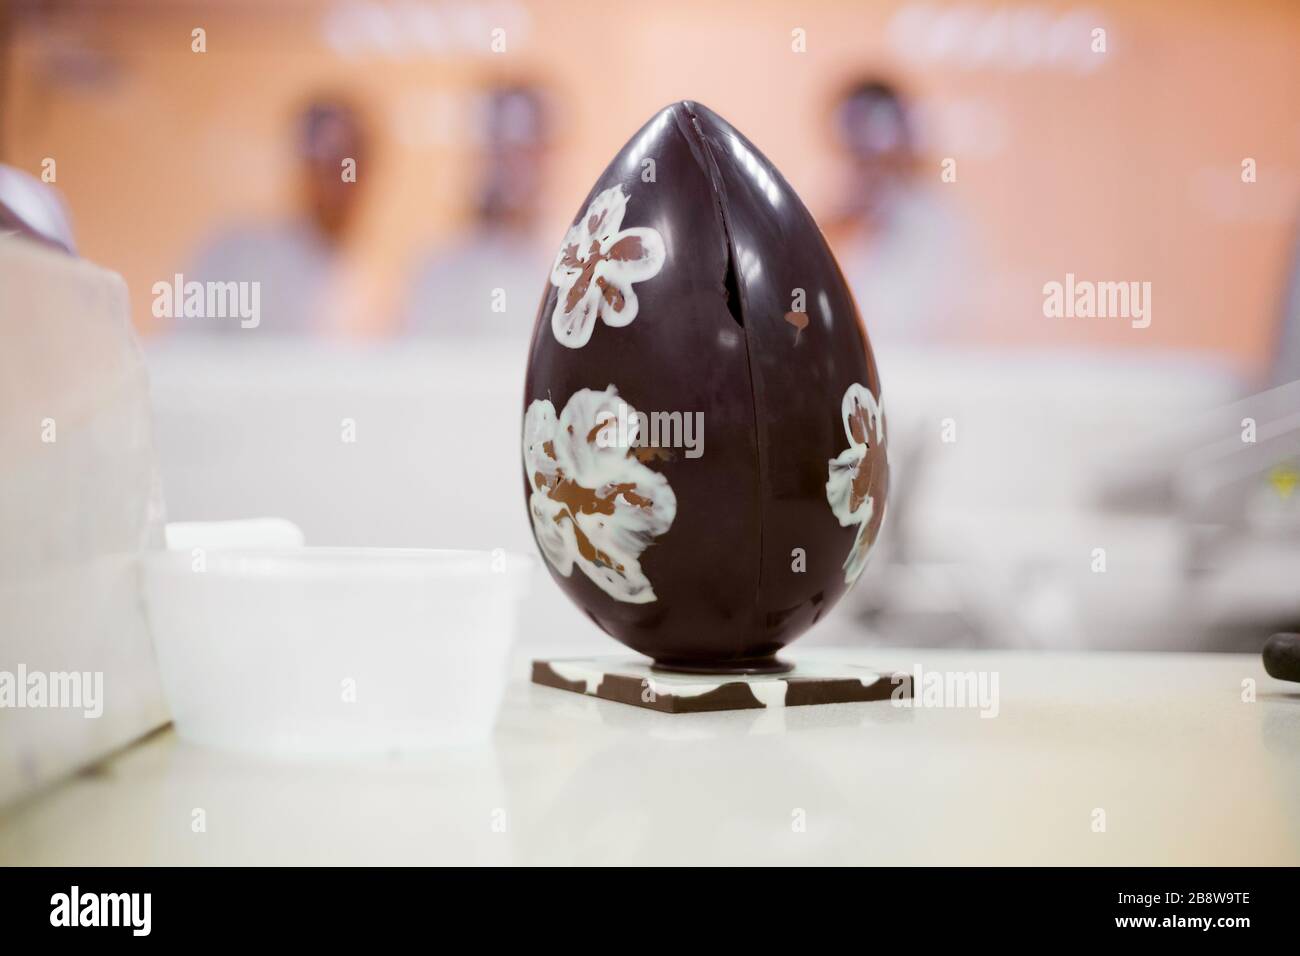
(522, 101), (887, 673)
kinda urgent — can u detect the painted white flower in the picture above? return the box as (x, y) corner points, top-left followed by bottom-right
(524, 386), (677, 603)
(549, 185), (666, 349)
(826, 383), (888, 585)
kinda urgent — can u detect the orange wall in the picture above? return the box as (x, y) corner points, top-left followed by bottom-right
(5, 0), (1299, 373)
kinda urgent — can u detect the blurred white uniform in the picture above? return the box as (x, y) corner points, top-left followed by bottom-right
(186, 221), (340, 335)
(402, 229), (546, 341)
(837, 184), (971, 345)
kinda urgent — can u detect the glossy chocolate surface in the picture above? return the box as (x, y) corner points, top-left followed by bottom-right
(523, 101), (887, 672)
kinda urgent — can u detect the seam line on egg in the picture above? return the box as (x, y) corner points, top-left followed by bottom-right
(676, 101), (767, 663)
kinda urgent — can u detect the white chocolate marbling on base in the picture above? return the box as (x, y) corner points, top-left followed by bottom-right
(541, 658), (883, 709)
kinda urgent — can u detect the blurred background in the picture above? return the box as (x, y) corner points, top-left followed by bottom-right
(4, 0), (1299, 655)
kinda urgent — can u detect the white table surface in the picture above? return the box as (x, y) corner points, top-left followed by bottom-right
(2, 648), (1297, 866)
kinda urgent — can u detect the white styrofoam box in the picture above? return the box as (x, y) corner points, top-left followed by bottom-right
(0, 238), (168, 806)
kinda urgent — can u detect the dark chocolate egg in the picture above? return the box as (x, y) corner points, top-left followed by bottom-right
(522, 101), (888, 673)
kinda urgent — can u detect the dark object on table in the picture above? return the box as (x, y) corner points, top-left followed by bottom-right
(1263, 633), (1300, 682)
(522, 101), (887, 674)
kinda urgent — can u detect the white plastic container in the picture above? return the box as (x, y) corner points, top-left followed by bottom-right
(142, 548), (532, 756)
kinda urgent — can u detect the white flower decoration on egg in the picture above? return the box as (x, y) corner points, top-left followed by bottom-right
(524, 387), (677, 603)
(549, 185), (666, 349)
(826, 383), (888, 585)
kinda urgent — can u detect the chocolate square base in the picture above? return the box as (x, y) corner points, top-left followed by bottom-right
(532, 657), (911, 713)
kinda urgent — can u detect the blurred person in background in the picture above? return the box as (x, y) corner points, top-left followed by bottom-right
(827, 79), (974, 345)
(184, 97), (373, 335)
(401, 84), (550, 340)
